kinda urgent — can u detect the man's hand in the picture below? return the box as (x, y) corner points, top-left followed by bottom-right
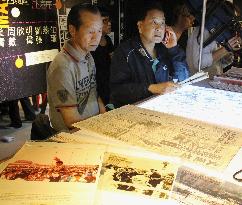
(98, 97), (106, 114)
(228, 35), (242, 51)
(162, 27), (177, 49)
(148, 82), (180, 95)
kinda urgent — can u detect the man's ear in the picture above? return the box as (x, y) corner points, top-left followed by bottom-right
(69, 25), (76, 37)
(137, 21), (142, 34)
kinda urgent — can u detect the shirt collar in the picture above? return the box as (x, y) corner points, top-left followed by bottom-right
(62, 40), (91, 62)
(134, 35), (162, 62)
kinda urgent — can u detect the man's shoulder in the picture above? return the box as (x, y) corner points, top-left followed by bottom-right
(114, 38), (138, 56)
(51, 51), (75, 66)
(119, 38), (136, 49)
(48, 51), (75, 74)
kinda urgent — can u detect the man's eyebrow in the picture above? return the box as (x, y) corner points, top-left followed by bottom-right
(152, 17), (165, 21)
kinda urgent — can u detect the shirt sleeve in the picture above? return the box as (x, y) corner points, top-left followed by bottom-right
(47, 61), (77, 109)
(186, 27), (216, 74)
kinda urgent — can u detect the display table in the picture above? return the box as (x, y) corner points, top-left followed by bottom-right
(0, 84), (241, 205)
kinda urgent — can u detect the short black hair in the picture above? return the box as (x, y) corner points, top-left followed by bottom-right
(137, 1), (164, 21)
(67, 3), (100, 30)
(97, 5), (110, 17)
(163, 0), (187, 26)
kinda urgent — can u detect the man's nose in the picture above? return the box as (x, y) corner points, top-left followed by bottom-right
(155, 24), (163, 32)
(92, 32), (98, 39)
(92, 32), (101, 41)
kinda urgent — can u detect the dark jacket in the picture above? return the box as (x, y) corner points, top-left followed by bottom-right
(110, 36), (189, 108)
(91, 35), (114, 105)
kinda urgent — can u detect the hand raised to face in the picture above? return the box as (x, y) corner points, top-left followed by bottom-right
(162, 26), (177, 49)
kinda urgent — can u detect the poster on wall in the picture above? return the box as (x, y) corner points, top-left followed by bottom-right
(0, 0), (59, 102)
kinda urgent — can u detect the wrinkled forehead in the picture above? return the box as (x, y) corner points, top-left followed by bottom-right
(79, 11), (102, 25)
(145, 9), (165, 20)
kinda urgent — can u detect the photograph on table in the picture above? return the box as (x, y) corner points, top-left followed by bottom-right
(0, 142), (104, 183)
(0, 142), (106, 205)
(171, 166), (242, 205)
(95, 152), (179, 204)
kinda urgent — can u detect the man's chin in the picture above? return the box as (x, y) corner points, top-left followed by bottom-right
(154, 38), (162, 44)
(89, 45), (98, 51)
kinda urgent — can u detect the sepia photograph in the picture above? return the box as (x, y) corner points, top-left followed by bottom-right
(97, 152), (179, 200)
(0, 157), (98, 183)
(171, 166), (242, 205)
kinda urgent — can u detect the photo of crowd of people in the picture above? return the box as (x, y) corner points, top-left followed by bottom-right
(0, 157), (98, 183)
(98, 153), (178, 199)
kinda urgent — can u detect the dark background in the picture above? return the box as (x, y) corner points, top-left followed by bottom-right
(0, 0), (118, 102)
(0, 0), (59, 102)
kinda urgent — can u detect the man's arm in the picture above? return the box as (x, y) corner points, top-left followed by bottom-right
(163, 27), (190, 81)
(98, 97), (106, 114)
(58, 106), (84, 129)
(148, 82), (180, 95)
(48, 61), (84, 130)
(212, 47), (228, 62)
(187, 28), (242, 72)
(212, 36), (242, 62)
(186, 27), (215, 72)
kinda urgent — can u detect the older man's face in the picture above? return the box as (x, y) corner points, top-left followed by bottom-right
(138, 9), (166, 44)
(73, 11), (103, 53)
